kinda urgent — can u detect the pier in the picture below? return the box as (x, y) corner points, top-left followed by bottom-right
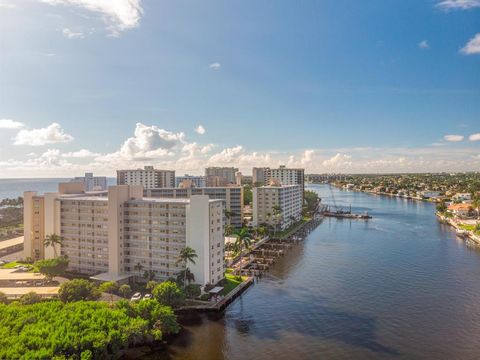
(232, 216), (323, 277)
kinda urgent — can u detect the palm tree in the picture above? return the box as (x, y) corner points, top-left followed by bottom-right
(134, 262), (144, 280)
(176, 247), (198, 289)
(235, 228), (252, 272)
(272, 205), (283, 236)
(225, 210), (237, 226)
(44, 234), (63, 258)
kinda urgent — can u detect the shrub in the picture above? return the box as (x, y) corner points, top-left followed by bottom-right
(19, 291), (42, 305)
(152, 281), (185, 308)
(59, 279), (100, 303)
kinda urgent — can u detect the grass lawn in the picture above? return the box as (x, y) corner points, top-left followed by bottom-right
(0, 261), (37, 272)
(221, 273), (247, 296)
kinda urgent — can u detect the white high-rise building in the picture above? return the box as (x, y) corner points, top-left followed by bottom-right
(71, 172), (107, 191)
(24, 183), (225, 286)
(253, 166), (304, 192)
(117, 166), (175, 189)
(252, 184), (303, 231)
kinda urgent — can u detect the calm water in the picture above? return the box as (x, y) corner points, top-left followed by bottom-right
(160, 184), (480, 360)
(0, 178), (116, 200)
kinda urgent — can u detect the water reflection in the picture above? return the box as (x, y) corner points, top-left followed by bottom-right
(156, 185), (480, 360)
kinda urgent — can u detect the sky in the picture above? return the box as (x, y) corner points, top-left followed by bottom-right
(0, 0), (479, 178)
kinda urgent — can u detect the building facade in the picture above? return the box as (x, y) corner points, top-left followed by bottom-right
(117, 166), (175, 189)
(253, 166), (305, 193)
(175, 174), (206, 188)
(24, 184), (225, 286)
(71, 172), (107, 191)
(145, 186), (243, 228)
(205, 167), (238, 187)
(252, 185), (303, 231)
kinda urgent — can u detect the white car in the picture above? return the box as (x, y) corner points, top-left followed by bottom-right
(130, 292), (142, 301)
(143, 294), (153, 300)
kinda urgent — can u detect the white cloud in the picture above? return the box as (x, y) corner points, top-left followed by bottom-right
(469, 133), (480, 141)
(460, 33), (480, 55)
(443, 134), (464, 142)
(14, 122), (74, 146)
(99, 123), (185, 161)
(62, 28), (84, 39)
(195, 125), (206, 135)
(0, 119), (24, 129)
(62, 149), (100, 158)
(40, 0), (143, 36)
(209, 63), (221, 71)
(322, 153), (353, 168)
(418, 40), (429, 49)
(436, 0), (480, 10)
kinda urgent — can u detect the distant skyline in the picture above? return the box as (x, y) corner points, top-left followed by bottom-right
(0, 0), (479, 178)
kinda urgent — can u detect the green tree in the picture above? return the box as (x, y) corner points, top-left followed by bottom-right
(152, 281), (185, 308)
(243, 184), (253, 205)
(19, 291), (42, 305)
(43, 234), (63, 258)
(436, 202), (447, 213)
(146, 280), (158, 292)
(58, 279), (100, 303)
(118, 284), (132, 298)
(175, 247), (198, 289)
(143, 270), (156, 281)
(98, 281), (118, 304)
(185, 284), (201, 299)
(35, 256), (69, 282)
(303, 190), (320, 215)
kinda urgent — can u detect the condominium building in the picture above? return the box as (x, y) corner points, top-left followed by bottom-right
(71, 172), (108, 191)
(205, 167), (238, 187)
(145, 186), (243, 228)
(253, 166), (305, 193)
(24, 184), (225, 286)
(252, 184), (303, 231)
(117, 166), (175, 189)
(175, 174), (206, 188)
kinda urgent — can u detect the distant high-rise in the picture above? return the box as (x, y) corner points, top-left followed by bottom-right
(253, 166), (304, 193)
(175, 174), (206, 188)
(71, 172), (107, 191)
(205, 167), (238, 187)
(117, 166), (175, 189)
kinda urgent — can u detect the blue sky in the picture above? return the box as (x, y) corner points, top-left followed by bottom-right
(0, 0), (479, 177)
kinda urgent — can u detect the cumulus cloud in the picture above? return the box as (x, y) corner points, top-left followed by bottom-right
(436, 0), (480, 10)
(195, 125), (206, 135)
(460, 33), (480, 55)
(469, 133), (480, 141)
(40, 0), (143, 36)
(99, 123), (185, 161)
(322, 153), (353, 168)
(209, 63), (221, 71)
(62, 28), (84, 39)
(0, 2), (15, 9)
(443, 134), (464, 142)
(418, 40), (429, 49)
(14, 123), (74, 146)
(0, 119), (24, 129)
(62, 149), (100, 158)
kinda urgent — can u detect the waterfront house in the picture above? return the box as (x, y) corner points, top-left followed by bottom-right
(447, 203), (472, 219)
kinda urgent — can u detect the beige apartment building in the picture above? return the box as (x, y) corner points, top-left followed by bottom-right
(205, 167), (238, 187)
(145, 186), (243, 228)
(24, 183), (225, 286)
(117, 166), (175, 189)
(252, 184), (303, 231)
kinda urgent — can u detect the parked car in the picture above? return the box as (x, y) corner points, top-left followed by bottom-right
(130, 292), (142, 301)
(143, 294), (153, 300)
